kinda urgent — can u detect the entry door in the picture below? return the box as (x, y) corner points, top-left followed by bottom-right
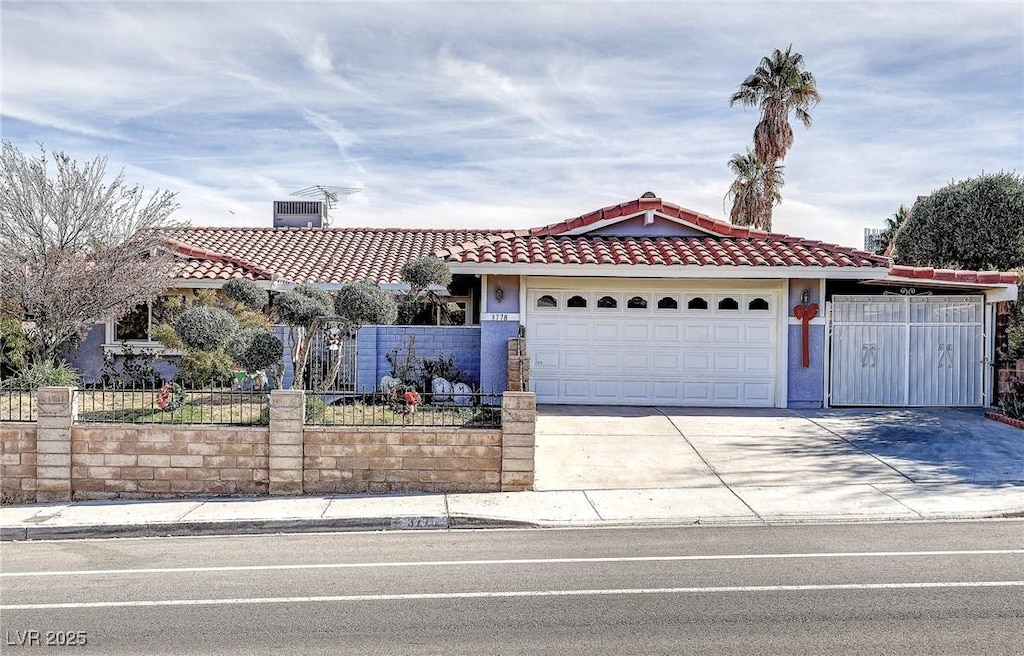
(830, 295), (984, 406)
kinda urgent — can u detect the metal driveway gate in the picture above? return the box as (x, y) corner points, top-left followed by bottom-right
(830, 295), (984, 406)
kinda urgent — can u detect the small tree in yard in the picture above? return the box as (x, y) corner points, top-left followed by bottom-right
(274, 284), (334, 389)
(399, 257), (453, 324)
(0, 142), (183, 364)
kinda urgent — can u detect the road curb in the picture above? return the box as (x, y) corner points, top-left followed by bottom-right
(0, 515), (537, 541)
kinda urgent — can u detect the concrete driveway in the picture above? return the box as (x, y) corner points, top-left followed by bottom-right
(534, 406), (1024, 491)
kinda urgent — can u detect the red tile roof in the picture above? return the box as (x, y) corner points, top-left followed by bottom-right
(160, 227), (501, 284)
(437, 233), (889, 268)
(888, 265), (1020, 285)
(533, 194), (772, 239)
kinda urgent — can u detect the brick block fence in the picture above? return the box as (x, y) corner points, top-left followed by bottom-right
(1, 388), (536, 503)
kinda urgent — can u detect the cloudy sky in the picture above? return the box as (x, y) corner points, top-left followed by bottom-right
(2, 1), (1021, 248)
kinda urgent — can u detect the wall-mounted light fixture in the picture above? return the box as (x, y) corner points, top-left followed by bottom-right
(494, 283), (504, 303)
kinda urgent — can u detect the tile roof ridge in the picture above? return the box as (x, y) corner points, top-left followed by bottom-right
(165, 239), (275, 280)
(889, 264), (1021, 284)
(165, 226), (501, 234)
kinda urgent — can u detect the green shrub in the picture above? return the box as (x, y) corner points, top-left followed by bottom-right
(0, 315), (38, 379)
(274, 286), (332, 328)
(223, 279), (270, 311)
(305, 395), (327, 422)
(401, 257), (452, 290)
(1, 359), (80, 390)
(176, 348), (235, 387)
(228, 328), (284, 372)
(175, 306), (239, 351)
(335, 279), (397, 327)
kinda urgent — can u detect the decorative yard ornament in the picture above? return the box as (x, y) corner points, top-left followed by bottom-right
(793, 289), (819, 368)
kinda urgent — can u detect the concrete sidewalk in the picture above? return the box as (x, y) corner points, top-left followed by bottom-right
(3, 481), (1023, 541)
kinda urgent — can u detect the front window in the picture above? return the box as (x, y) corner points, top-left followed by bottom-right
(114, 303), (150, 341)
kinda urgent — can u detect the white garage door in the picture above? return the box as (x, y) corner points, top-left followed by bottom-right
(527, 286), (779, 406)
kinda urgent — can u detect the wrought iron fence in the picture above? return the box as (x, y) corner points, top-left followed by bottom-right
(306, 390), (502, 428)
(0, 387), (35, 422)
(304, 320), (358, 393)
(77, 385), (269, 426)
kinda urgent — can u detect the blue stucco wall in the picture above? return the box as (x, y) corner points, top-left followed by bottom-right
(485, 275), (520, 313)
(786, 278), (825, 408)
(356, 326), (481, 392)
(480, 320), (521, 395)
(787, 325), (825, 408)
(63, 324), (107, 384)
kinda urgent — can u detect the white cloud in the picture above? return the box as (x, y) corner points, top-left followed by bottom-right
(1, 1), (1020, 248)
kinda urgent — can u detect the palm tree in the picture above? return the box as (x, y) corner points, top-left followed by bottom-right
(725, 150), (783, 230)
(876, 204), (909, 256)
(729, 45), (820, 230)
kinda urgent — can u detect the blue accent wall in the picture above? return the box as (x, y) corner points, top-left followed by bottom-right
(480, 320), (521, 396)
(788, 324), (825, 408)
(356, 326), (481, 392)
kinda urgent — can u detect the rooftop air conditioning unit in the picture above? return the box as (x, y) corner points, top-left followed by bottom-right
(273, 200), (325, 228)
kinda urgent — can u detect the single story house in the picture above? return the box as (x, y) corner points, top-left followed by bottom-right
(68, 193), (1019, 409)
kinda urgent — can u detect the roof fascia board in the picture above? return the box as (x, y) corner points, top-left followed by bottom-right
(562, 209), (717, 237)
(865, 276), (1019, 302)
(448, 262), (889, 280)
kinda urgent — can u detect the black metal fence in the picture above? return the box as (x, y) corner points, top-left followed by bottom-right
(76, 385), (270, 426)
(0, 387), (35, 422)
(306, 390), (502, 428)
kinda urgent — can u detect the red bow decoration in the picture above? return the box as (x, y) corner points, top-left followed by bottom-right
(793, 302), (820, 368)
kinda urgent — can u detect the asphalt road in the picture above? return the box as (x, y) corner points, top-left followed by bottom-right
(2, 521), (1023, 655)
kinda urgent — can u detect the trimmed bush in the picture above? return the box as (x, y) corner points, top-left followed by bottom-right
(175, 306), (239, 351)
(335, 279), (398, 327)
(401, 257), (452, 290)
(176, 348), (235, 387)
(223, 279), (269, 311)
(228, 328), (284, 372)
(274, 286), (332, 328)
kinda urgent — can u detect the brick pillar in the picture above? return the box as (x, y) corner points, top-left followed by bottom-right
(500, 391), (536, 491)
(269, 389), (305, 495)
(506, 337), (530, 392)
(35, 387), (76, 502)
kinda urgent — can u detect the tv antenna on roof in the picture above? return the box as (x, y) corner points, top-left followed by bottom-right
(290, 185), (362, 227)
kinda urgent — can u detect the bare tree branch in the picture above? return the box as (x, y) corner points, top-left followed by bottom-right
(0, 141), (186, 363)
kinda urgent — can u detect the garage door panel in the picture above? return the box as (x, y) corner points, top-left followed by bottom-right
(684, 325), (710, 342)
(742, 382), (773, 403)
(683, 382), (711, 401)
(683, 352), (710, 372)
(533, 321), (560, 340)
(744, 352), (773, 373)
(529, 287), (778, 406)
(653, 353), (680, 372)
(562, 322), (590, 340)
(713, 382), (741, 401)
(744, 324), (773, 345)
(714, 353), (742, 372)
(563, 351), (590, 370)
(533, 348), (562, 370)
(714, 325), (742, 343)
(562, 380), (591, 400)
(654, 324), (680, 342)
(621, 351), (650, 372)
(621, 381), (650, 400)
